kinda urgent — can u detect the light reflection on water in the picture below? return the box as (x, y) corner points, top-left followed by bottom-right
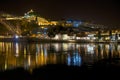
(0, 42), (120, 71)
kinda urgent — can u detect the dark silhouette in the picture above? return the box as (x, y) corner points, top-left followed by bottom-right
(0, 61), (120, 80)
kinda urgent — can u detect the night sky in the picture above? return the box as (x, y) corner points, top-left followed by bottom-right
(0, 0), (120, 27)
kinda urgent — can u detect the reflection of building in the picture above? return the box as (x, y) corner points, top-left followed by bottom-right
(1, 42), (120, 71)
(67, 52), (82, 66)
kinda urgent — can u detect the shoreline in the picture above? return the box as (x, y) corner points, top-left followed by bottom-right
(0, 38), (119, 43)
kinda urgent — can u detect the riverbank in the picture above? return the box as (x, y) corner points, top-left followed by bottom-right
(0, 37), (119, 43)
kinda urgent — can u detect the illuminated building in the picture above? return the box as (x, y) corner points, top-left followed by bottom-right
(23, 9), (58, 26)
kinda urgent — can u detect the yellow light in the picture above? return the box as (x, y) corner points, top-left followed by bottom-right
(41, 27), (44, 29)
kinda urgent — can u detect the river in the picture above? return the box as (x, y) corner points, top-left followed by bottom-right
(0, 42), (120, 71)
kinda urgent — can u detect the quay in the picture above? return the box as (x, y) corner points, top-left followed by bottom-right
(0, 37), (119, 43)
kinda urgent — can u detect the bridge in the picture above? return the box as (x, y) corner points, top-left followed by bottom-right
(0, 18), (21, 36)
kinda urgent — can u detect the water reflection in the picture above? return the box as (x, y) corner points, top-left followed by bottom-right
(0, 42), (120, 71)
(67, 51), (82, 66)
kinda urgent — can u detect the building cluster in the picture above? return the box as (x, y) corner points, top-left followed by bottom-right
(1, 9), (108, 29)
(0, 10), (120, 42)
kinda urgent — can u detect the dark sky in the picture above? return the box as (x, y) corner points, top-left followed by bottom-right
(0, 0), (120, 27)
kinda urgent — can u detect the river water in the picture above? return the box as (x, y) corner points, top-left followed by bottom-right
(0, 42), (120, 71)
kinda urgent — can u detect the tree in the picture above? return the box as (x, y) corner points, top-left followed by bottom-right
(115, 33), (118, 41)
(55, 25), (68, 34)
(98, 31), (101, 40)
(109, 30), (112, 40)
(47, 27), (56, 38)
(20, 20), (39, 36)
